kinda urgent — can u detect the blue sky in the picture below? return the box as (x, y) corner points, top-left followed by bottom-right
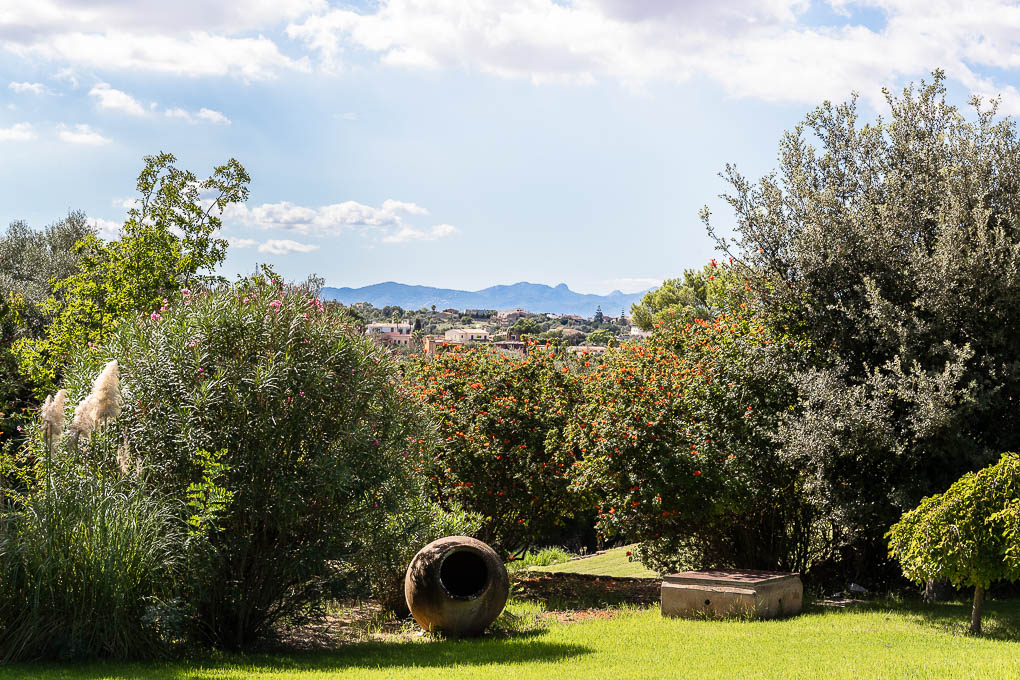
(3, 0), (1020, 294)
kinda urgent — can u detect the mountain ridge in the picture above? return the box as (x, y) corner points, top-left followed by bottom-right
(320, 281), (652, 317)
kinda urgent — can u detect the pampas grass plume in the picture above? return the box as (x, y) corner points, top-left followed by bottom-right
(70, 360), (122, 435)
(40, 389), (68, 438)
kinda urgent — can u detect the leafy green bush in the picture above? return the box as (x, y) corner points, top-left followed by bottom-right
(888, 452), (1020, 634)
(404, 345), (591, 555)
(570, 280), (816, 574)
(65, 273), (419, 649)
(356, 491), (482, 617)
(705, 71), (1020, 571)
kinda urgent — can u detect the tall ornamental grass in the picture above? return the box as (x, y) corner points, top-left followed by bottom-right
(0, 362), (187, 661)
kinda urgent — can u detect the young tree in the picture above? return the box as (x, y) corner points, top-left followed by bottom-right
(14, 153), (249, 391)
(704, 71), (1020, 567)
(888, 453), (1020, 634)
(630, 262), (736, 331)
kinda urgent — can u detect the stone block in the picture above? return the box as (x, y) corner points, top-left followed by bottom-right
(661, 570), (802, 619)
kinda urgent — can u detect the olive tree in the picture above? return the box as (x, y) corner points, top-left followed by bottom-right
(705, 71), (1020, 570)
(888, 453), (1020, 634)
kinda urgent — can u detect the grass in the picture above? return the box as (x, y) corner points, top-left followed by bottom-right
(531, 544), (659, 578)
(506, 547), (574, 574)
(3, 600), (1020, 679)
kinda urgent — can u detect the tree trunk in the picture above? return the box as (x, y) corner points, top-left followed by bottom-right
(969, 584), (985, 635)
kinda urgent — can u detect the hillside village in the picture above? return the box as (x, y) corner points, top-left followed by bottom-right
(347, 302), (651, 355)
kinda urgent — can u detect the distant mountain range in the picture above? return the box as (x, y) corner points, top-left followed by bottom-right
(320, 281), (652, 317)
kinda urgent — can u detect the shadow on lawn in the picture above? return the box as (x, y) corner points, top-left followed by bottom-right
(816, 598), (1020, 642)
(18, 639), (593, 679)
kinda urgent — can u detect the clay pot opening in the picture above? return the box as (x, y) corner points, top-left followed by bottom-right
(439, 549), (489, 600)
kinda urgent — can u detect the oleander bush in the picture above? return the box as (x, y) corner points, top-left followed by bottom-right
(63, 272), (422, 649)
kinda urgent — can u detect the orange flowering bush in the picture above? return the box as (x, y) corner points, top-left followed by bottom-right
(403, 344), (590, 555)
(570, 272), (815, 573)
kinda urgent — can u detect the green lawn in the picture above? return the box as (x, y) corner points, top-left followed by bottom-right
(5, 600), (1019, 679)
(531, 545), (659, 578)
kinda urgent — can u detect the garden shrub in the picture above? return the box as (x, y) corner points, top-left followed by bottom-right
(404, 344), (591, 555)
(0, 472), (187, 661)
(355, 490), (482, 617)
(888, 452), (1020, 634)
(64, 272), (420, 649)
(570, 277), (817, 574)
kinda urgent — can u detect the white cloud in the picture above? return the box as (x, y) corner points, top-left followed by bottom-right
(0, 123), (37, 141)
(90, 218), (122, 239)
(113, 197), (139, 211)
(8, 81), (47, 95)
(258, 239), (320, 255)
(1, 1), (323, 80)
(197, 108), (231, 125)
(57, 123), (111, 146)
(283, 0), (1020, 112)
(165, 107), (232, 125)
(595, 277), (663, 294)
(225, 197), (459, 244)
(164, 107), (191, 121)
(89, 82), (146, 116)
(227, 236), (258, 248)
(382, 223), (459, 244)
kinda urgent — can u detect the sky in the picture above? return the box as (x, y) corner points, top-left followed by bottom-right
(3, 1), (1020, 295)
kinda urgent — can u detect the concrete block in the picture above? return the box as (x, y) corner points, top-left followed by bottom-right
(661, 570), (802, 619)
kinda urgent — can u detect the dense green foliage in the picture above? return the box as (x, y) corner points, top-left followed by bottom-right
(571, 270), (816, 573)
(357, 494), (481, 616)
(704, 71), (1020, 572)
(629, 262), (734, 331)
(0, 214), (95, 455)
(888, 453), (1020, 632)
(14, 153), (248, 391)
(404, 345), (590, 555)
(63, 274), (418, 649)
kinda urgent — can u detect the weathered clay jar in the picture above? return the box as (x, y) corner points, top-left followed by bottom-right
(404, 535), (509, 636)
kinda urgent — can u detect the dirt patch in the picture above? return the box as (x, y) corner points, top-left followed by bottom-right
(513, 571), (661, 610)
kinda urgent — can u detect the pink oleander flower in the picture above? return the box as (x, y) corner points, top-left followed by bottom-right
(269, 299), (283, 310)
(150, 312), (161, 321)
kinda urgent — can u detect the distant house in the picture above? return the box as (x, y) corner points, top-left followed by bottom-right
(423, 335), (460, 356)
(365, 322), (413, 347)
(496, 308), (529, 324)
(445, 328), (490, 343)
(630, 326), (652, 339)
(493, 339), (527, 356)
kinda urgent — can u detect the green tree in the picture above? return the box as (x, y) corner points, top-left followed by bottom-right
(888, 453), (1020, 634)
(704, 71), (1020, 569)
(630, 262), (735, 331)
(14, 153), (249, 391)
(585, 328), (616, 347)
